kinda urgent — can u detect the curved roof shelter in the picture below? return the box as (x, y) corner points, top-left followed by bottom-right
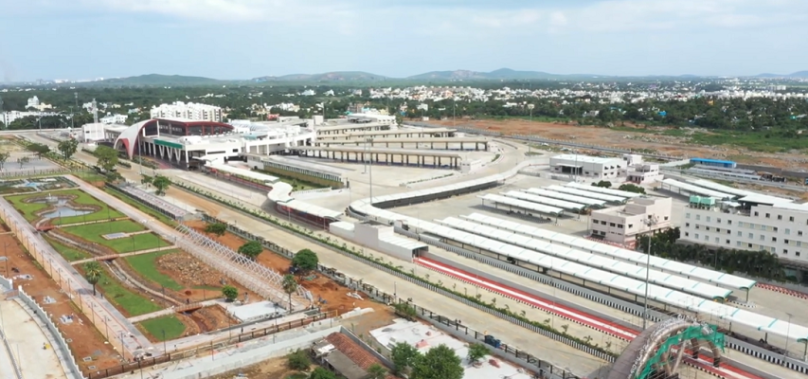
(113, 118), (234, 159)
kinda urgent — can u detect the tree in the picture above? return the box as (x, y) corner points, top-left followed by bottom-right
(84, 261), (103, 296)
(204, 222), (227, 238)
(222, 285), (238, 302)
(592, 180), (612, 188)
(467, 343), (489, 365)
(141, 174), (153, 186)
(618, 183), (646, 194)
(57, 138), (79, 160)
(411, 344), (463, 379)
(0, 152), (8, 171)
(366, 363), (387, 379)
(18, 156), (29, 169)
(307, 367), (337, 379)
(292, 249), (319, 273)
(282, 274), (298, 311)
(391, 342), (421, 376)
(393, 302), (417, 320)
(27, 143), (50, 158)
(238, 241), (263, 260)
(95, 145), (119, 173)
(286, 349), (310, 371)
(152, 175), (171, 195)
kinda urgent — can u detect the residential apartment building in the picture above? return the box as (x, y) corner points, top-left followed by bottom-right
(150, 101), (222, 122)
(550, 154), (625, 180)
(681, 199), (808, 265)
(590, 196), (672, 248)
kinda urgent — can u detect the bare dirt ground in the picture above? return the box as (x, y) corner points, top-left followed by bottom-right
(433, 119), (808, 169)
(0, 233), (120, 373)
(149, 251), (258, 303)
(182, 219), (388, 316)
(208, 355), (300, 379)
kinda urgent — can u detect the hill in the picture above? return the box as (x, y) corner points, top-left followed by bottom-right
(96, 74), (224, 86)
(252, 71), (390, 83)
(789, 71), (808, 78)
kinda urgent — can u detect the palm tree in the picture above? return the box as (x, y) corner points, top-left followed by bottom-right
(84, 261), (103, 296)
(282, 274), (298, 312)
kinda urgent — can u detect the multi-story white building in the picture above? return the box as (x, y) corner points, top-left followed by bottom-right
(100, 114), (128, 125)
(681, 197), (808, 265)
(27, 96), (40, 108)
(549, 154), (625, 180)
(150, 102), (222, 122)
(590, 196), (673, 248)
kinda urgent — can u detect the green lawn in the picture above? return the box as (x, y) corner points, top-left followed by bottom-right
(47, 238), (91, 261)
(125, 250), (183, 291)
(138, 315), (186, 341)
(5, 189), (124, 224)
(103, 186), (177, 227)
(91, 267), (163, 316)
(63, 220), (168, 253)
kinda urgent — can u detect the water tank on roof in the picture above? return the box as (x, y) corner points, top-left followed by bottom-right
(700, 197), (715, 206)
(689, 195), (701, 203)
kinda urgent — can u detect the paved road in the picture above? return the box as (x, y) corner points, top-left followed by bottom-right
(162, 179), (612, 378)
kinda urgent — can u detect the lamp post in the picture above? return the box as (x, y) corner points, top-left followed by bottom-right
(641, 216), (658, 330)
(366, 138), (374, 202)
(784, 312), (792, 364)
(162, 330), (167, 355)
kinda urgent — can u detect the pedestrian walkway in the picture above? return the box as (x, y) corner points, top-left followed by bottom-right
(127, 300), (219, 323)
(69, 245), (178, 265)
(55, 217), (130, 228)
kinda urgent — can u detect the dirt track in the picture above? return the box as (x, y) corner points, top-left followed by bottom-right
(433, 119), (807, 169)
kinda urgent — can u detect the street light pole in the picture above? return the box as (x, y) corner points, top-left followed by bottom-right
(784, 312), (792, 364)
(641, 216), (657, 330)
(366, 138), (374, 202)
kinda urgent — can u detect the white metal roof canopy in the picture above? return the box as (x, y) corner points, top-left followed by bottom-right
(436, 217), (732, 300)
(461, 213), (757, 291)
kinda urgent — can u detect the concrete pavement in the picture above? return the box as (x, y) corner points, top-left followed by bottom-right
(2, 298), (67, 379)
(69, 245), (179, 265)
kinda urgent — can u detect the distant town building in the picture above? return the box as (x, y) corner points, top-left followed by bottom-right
(100, 114), (128, 125)
(150, 101), (222, 122)
(27, 96), (40, 108)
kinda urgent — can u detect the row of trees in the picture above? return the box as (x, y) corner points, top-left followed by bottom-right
(638, 228), (790, 281)
(5, 81), (808, 130)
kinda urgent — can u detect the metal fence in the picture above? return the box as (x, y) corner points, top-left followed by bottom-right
(174, 224), (311, 309)
(108, 182), (190, 220)
(86, 312), (330, 379)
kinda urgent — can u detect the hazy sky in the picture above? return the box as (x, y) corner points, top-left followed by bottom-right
(1, 0), (807, 81)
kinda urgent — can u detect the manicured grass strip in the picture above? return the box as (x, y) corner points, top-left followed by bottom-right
(103, 186), (177, 227)
(125, 250), (183, 291)
(138, 315), (186, 341)
(6, 188), (124, 223)
(92, 268), (163, 317)
(64, 220), (168, 253)
(47, 238), (91, 262)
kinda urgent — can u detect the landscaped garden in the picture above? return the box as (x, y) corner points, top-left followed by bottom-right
(62, 219), (168, 254)
(137, 315), (187, 342)
(47, 237), (92, 261)
(80, 264), (164, 317)
(125, 250), (184, 291)
(5, 188), (124, 224)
